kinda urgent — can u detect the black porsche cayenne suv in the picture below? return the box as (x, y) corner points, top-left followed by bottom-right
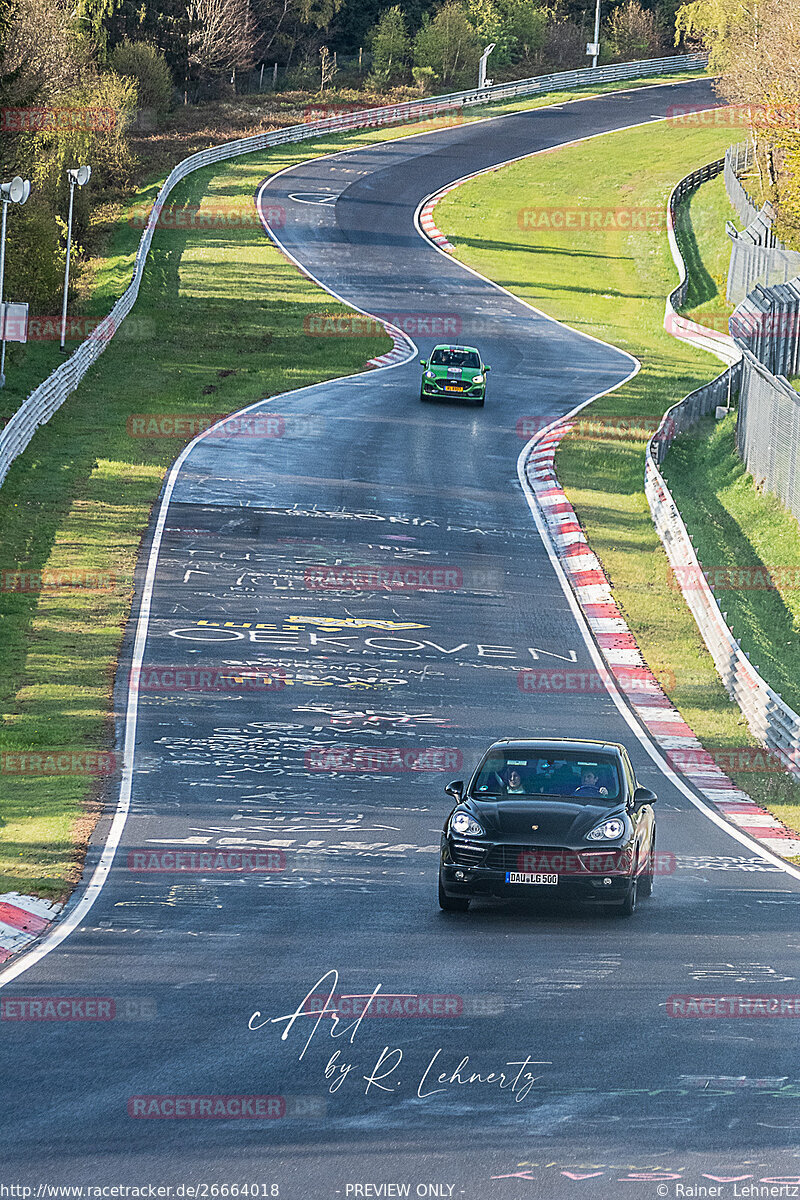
(438, 738), (657, 916)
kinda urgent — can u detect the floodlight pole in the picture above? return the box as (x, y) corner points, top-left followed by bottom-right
(0, 197), (9, 387)
(592, 0), (601, 66)
(61, 165), (91, 352)
(0, 176), (30, 388)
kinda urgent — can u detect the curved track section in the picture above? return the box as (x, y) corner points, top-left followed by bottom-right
(3, 80), (800, 1197)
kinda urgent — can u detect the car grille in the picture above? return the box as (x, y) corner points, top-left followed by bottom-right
(450, 838), (488, 866)
(484, 844), (576, 872)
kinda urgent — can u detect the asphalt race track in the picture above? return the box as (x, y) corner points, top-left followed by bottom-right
(4, 79), (800, 1197)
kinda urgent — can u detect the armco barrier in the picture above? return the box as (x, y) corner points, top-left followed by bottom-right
(649, 159), (800, 778)
(665, 156), (740, 365)
(0, 53), (706, 490)
(724, 141), (800, 304)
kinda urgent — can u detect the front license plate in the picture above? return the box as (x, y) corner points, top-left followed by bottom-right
(444, 385), (462, 392)
(505, 872), (558, 885)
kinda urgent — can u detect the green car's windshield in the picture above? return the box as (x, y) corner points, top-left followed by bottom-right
(430, 348), (480, 369)
(472, 751), (621, 801)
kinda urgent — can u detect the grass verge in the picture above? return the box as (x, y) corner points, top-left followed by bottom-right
(436, 116), (800, 830)
(0, 143), (392, 901)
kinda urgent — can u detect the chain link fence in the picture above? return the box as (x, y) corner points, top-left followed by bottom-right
(725, 141), (800, 303)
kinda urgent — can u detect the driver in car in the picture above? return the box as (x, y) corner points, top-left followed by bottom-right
(574, 767), (609, 797)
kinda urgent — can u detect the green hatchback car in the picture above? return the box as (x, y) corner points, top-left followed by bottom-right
(419, 344), (490, 406)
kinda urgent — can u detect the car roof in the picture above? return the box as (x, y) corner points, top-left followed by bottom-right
(487, 738), (624, 756)
(431, 344), (480, 354)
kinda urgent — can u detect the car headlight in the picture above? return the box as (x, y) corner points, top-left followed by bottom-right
(425, 370), (435, 379)
(586, 817), (626, 841)
(472, 374), (484, 385)
(450, 810), (484, 837)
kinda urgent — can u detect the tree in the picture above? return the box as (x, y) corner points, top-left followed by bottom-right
(499, 0), (547, 61)
(413, 2), (481, 87)
(606, 0), (663, 60)
(1, 0), (86, 104)
(674, 0), (754, 69)
(187, 0), (257, 80)
(369, 6), (410, 82)
(110, 41), (174, 115)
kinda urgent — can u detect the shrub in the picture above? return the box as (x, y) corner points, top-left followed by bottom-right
(109, 41), (175, 116)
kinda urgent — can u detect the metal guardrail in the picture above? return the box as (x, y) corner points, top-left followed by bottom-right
(663, 157), (741, 367)
(724, 141), (800, 303)
(648, 158), (800, 778)
(0, 52), (707, 489)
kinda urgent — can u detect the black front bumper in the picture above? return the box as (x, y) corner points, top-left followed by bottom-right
(440, 838), (637, 904)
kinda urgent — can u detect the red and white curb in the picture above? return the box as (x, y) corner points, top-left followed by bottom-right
(0, 893), (63, 963)
(366, 324), (414, 369)
(418, 185), (458, 253)
(527, 427), (800, 859)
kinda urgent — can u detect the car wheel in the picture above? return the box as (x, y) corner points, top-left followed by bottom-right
(438, 872), (469, 912)
(616, 876), (638, 916)
(420, 389), (429, 402)
(639, 835), (655, 898)
(475, 394), (485, 407)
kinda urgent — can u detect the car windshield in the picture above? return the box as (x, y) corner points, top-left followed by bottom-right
(430, 348), (480, 369)
(472, 751), (621, 801)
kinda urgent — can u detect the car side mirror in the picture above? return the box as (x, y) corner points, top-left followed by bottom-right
(632, 786), (657, 810)
(445, 780), (464, 801)
(485, 365), (491, 372)
(419, 360), (428, 368)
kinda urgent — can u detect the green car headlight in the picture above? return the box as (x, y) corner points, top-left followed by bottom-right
(472, 374), (484, 385)
(425, 370), (435, 379)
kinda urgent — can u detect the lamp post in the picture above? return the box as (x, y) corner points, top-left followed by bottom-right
(60, 164), (91, 352)
(0, 175), (31, 388)
(478, 43), (496, 89)
(588, 0), (601, 67)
